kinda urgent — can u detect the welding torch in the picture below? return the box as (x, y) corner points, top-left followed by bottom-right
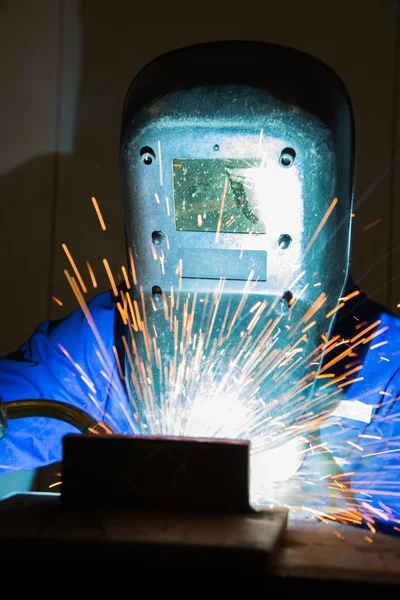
(0, 398), (115, 439)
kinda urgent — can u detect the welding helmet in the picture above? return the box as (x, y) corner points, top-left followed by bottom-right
(120, 42), (355, 463)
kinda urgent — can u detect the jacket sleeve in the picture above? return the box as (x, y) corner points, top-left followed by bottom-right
(319, 303), (400, 536)
(0, 291), (135, 473)
(347, 365), (400, 535)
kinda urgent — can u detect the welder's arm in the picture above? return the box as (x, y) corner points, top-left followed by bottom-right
(343, 369), (400, 535)
(0, 290), (134, 473)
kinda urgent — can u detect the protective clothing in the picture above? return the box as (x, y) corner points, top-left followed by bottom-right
(0, 290), (136, 471)
(1, 42), (398, 536)
(1, 278), (399, 535)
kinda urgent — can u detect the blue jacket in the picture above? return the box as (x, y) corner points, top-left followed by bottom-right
(1, 282), (399, 534)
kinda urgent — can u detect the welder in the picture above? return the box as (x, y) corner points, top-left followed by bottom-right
(0, 41), (399, 534)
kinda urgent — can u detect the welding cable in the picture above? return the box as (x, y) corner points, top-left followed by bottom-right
(0, 398), (116, 437)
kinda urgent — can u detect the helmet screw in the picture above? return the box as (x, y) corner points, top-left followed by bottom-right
(152, 231), (164, 246)
(277, 291), (293, 315)
(140, 146), (156, 165)
(279, 147), (296, 168)
(278, 234), (292, 249)
(152, 285), (164, 309)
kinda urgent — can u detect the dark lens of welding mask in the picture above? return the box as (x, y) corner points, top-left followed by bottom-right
(173, 158), (266, 234)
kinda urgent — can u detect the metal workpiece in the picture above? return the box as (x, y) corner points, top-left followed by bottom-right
(61, 435), (252, 512)
(0, 436), (399, 589)
(0, 436), (288, 579)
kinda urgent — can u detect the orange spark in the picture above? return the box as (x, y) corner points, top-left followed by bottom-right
(338, 377), (364, 388)
(91, 196), (107, 230)
(133, 299), (143, 331)
(302, 320), (316, 333)
(124, 292), (138, 331)
(302, 506), (336, 521)
(48, 481), (62, 488)
(103, 258), (118, 297)
(121, 265), (131, 289)
(364, 218), (382, 231)
(128, 247), (138, 286)
(112, 345), (125, 380)
(116, 302), (128, 325)
(364, 536), (373, 543)
(340, 290), (360, 302)
(151, 244), (158, 261)
(85, 260), (98, 288)
(289, 294), (327, 342)
(362, 326), (389, 345)
(215, 176), (229, 242)
(347, 440), (363, 451)
(63, 270), (116, 378)
(149, 296), (157, 311)
(250, 301), (261, 313)
(304, 197), (338, 256)
(175, 258), (183, 276)
(62, 243), (88, 293)
(343, 365), (364, 377)
(52, 296), (63, 306)
(367, 522), (376, 534)
(247, 300), (267, 333)
(350, 320), (381, 344)
(326, 302), (345, 319)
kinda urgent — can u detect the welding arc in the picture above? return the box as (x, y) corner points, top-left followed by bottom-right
(2, 399), (115, 435)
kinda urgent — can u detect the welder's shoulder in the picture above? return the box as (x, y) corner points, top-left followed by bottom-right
(46, 290), (117, 343)
(361, 296), (400, 359)
(355, 295), (400, 385)
(334, 282), (400, 356)
(11, 289), (118, 367)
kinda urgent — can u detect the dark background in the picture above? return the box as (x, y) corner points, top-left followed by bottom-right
(0, 0), (399, 494)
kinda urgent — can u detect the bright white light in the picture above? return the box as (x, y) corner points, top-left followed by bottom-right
(183, 390), (250, 439)
(225, 163), (303, 243)
(145, 378), (306, 505)
(250, 436), (305, 504)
